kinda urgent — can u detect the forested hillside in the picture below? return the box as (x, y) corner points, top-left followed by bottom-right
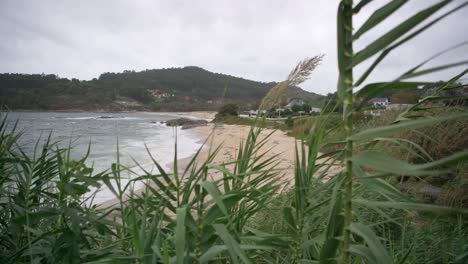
(0, 66), (321, 111)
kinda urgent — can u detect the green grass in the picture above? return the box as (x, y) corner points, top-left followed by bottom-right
(1, 106), (467, 263)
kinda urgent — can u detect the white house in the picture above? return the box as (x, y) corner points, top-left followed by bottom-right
(386, 104), (413, 110)
(369, 98), (389, 107)
(285, 98), (306, 109)
(310, 107), (321, 114)
(249, 110), (258, 115)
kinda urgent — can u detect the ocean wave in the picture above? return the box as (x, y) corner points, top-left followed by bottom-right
(86, 127), (202, 205)
(64, 117), (96, 120)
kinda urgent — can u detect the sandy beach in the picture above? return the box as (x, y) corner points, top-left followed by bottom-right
(166, 112), (341, 190)
(99, 111), (340, 208)
(176, 123), (300, 189)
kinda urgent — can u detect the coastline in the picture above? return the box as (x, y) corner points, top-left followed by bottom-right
(168, 122), (341, 189)
(144, 111), (216, 121)
(9, 109), (218, 119)
(167, 123), (299, 189)
(99, 112), (341, 208)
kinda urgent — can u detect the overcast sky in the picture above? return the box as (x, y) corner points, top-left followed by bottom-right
(1, 0), (467, 95)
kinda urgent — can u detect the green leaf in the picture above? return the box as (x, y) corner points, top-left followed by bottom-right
(353, 0), (374, 14)
(402, 60), (468, 79)
(213, 224), (251, 264)
(350, 150), (468, 178)
(350, 151), (450, 177)
(283, 207), (297, 234)
(418, 149), (468, 170)
(358, 176), (405, 200)
(349, 244), (377, 263)
(202, 181), (228, 216)
(337, 1), (345, 73)
(353, 0), (408, 40)
(352, 0), (450, 67)
(372, 137), (433, 162)
(396, 244), (414, 264)
(200, 245), (274, 263)
(348, 112), (468, 141)
(349, 223), (393, 264)
(396, 69), (468, 121)
(319, 188), (344, 263)
(354, 3), (468, 86)
(353, 199), (468, 215)
(175, 206), (187, 264)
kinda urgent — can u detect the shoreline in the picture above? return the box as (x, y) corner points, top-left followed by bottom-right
(166, 123), (300, 189)
(99, 121), (299, 208)
(99, 114), (340, 208)
(7, 109), (217, 117)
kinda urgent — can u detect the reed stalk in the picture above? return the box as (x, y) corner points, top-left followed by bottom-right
(338, 1), (354, 262)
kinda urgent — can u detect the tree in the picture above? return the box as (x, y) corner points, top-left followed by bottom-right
(216, 103), (239, 117)
(285, 116), (294, 128)
(291, 104), (302, 112)
(301, 103), (311, 112)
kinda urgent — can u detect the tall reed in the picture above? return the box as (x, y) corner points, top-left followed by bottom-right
(1, 1), (468, 263)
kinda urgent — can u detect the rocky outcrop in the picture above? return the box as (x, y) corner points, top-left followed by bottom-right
(165, 118), (208, 129)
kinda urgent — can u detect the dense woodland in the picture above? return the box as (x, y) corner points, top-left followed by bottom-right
(0, 66), (321, 111)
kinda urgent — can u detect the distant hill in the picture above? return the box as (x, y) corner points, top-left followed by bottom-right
(0, 66), (322, 111)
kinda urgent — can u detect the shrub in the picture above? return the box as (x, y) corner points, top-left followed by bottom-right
(291, 104), (302, 112)
(285, 116), (294, 128)
(216, 103), (239, 117)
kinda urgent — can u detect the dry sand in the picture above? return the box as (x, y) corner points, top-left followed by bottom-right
(168, 121), (341, 190)
(99, 111), (341, 208)
(173, 123), (300, 189)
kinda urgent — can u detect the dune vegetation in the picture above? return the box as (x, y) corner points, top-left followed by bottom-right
(1, 1), (468, 263)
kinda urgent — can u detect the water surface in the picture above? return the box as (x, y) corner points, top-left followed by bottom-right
(6, 111), (203, 203)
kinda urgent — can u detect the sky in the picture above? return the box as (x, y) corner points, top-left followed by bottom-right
(1, 0), (467, 95)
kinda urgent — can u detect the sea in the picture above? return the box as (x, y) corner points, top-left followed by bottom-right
(4, 111), (205, 204)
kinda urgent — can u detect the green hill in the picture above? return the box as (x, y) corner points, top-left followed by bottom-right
(0, 66), (322, 111)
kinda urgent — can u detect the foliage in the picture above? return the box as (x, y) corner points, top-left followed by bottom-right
(285, 116), (294, 128)
(0, 67), (281, 111)
(390, 89), (420, 104)
(216, 103), (239, 117)
(291, 104), (302, 113)
(1, 1), (468, 263)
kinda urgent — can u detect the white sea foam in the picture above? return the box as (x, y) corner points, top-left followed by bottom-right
(87, 126), (203, 205)
(64, 117), (96, 120)
(8, 111), (204, 206)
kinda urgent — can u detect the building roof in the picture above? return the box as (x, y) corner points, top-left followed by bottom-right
(369, 97), (389, 103)
(285, 98), (306, 108)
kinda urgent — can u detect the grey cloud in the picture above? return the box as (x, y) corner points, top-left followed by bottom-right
(1, 0), (467, 95)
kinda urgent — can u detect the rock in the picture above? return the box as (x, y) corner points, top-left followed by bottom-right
(418, 185), (442, 203)
(165, 118), (208, 129)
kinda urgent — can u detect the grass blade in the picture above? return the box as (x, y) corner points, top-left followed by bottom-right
(348, 112), (468, 141)
(175, 206), (187, 264)
(213, 224), (251, 264)
(352, 0), (450, 67)
(353, 0), (408, 41)
(353, 199), (468, 215)
(349, 223), (392, 264)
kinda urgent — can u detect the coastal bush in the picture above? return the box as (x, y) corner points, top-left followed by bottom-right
(216, 103), (239, 117)
(285, 116), (294, 128)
